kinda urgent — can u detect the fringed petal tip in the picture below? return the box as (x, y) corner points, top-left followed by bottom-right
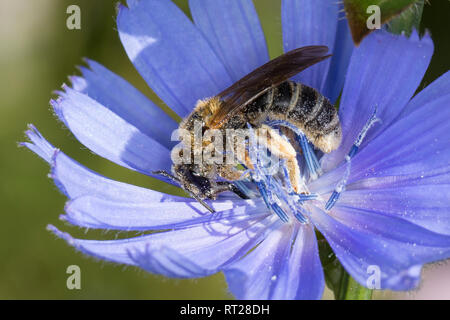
(48, 82), (173, 175)
(47, 224), (77, 247)
(21, 125), (74, 198)
(114, 1), (125, 15)
(66, 58), (106, 92)
(65, 57), (178, 150)
(377, 28), (433, 51)
(411, 28), (433, 45)
(21, 124), (57, 164)
(68, 75), (87, 92)
(49, 93), (68, 128)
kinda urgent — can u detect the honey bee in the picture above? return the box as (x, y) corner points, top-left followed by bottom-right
(154, 46), (342, 212)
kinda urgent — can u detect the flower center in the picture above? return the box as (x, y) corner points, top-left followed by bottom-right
(243, 109), (380, 224)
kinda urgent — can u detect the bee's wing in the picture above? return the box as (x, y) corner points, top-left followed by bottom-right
(209, 46), (331, 128)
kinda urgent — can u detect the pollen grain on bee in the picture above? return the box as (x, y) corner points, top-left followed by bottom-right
(170, 120), (283, 172)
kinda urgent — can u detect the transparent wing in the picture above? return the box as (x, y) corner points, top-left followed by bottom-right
(208, 46), (331, 128)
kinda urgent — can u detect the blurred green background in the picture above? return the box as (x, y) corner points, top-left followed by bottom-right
(1, 0), (449, 299)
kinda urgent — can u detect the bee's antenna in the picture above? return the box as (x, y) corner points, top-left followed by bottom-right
(189, 192), (215, 213)
(152, 170), (179, 183)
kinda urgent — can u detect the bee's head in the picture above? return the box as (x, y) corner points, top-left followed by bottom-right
(173, 164), (215, 200)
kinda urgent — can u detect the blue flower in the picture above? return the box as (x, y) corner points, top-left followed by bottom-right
(22, 0), (450, 299)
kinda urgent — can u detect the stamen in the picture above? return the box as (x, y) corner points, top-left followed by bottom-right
(298, 194), (319, 201)
(255, 180), (289, 223)
(240, 123), (320, 223)
(265, 120), (322, 180)
(325, 191), (340, 211)
(297, 132), (323, 180)
(293, 206), (309, 224)
(280, 159), (295, 194)
(325, 107), (380, 211)
(272, 203), (290, 223)
(348, 107), (380, 158)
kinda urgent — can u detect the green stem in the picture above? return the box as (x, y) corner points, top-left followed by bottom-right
(336, 272), (373, 300)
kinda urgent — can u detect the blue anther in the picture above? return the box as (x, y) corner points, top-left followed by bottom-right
(294, 210), (308, 224)
(297, 194), (318, 201)
(325, 190), (341, 211)
(256, 180), (289, 222)
(298, 133), (322, 179)
(272, 203), (290, 223)
(324, 107), (379, 211)
(352, 107), (380, 153)
(347, 145), (359, 159)
(294, 202), (310, 223)
(256, 181), (270, 206)
(245, 122), (321, 223)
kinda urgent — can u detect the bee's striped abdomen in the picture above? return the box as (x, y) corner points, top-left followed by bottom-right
(268, 81), (342, 153)
(210, 80), (341, 153)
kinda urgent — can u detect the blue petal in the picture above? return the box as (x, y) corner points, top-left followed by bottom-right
(332, 101), (449, 233)
(311, 206), (450, 291)
(321, 30), (434, 172)
(322, 16), (354, 103)
(282, 0), (339, 93)
(311, 94), (450, 195)
(22, 126), (180, 201)
(189, 0), (269, 82)
(399, 70), (450, 118)
(117, 0), (233, 117)
(21, 124), (55, 163)
(127, 245), (212, 278)
(70, 59), (177, 149)
(311, 95), (450, 234)
(63, 195), (264, 231)
(348, 94), (450, 181)
(337, 183), (450, 235)
(47, 213), (277, 278)
(52, 86), (171, 176)
(224, 224), (324, 300)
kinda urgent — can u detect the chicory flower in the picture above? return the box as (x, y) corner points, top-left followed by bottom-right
(22, 0), (450, 299)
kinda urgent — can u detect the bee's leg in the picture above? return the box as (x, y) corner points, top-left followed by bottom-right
(217, 164), (246, 180)
(213, 181), (250, 199)
(325, 108), (380, 211)
(255, 124), (303, 194)
(265, 120), (322, 180)
(215, 165), (252, 199)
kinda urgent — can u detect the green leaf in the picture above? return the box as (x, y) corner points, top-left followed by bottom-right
(318, 235), (373, 300)
(387, 0), (424, 36)
(344, 0), (422, 45)
(337, 274), (374, 300)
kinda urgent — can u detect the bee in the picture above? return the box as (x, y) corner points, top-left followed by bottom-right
(154, 46), (342, 212)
